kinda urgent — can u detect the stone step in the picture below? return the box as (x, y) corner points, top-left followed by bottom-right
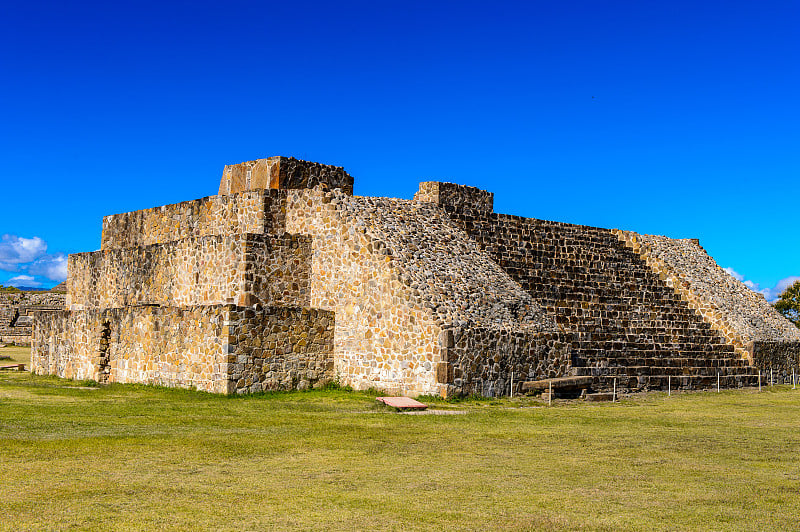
(575, 354), (749, 364)
(573, 365), (756, 378)
(585, 392), (615, 402)
(560, 322), (727, 332)
(521, 375), (594, 393)
(563, 322), (718, 331)
(568, 343), (736, 353)
(568, 340), (731, 348)
(462, 216), (755, 399)
(570, 352), (739, 363)
(573, 357), (749, 368)
(587, 373), (761, 392)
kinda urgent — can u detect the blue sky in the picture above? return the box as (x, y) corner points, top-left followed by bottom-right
(1, 0), (797, 297)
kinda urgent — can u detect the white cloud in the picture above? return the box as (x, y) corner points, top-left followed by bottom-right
(27, 253), (68, 282)
(0, 234), (47, 270)
(724, 267), (800, 302)
(0, 235), (68, 287)
(723, 267), (744, 282)
(7, 274), (41, 288)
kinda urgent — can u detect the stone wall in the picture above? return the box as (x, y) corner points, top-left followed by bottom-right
(0, 334), (32, 345)
(751, 341), (800, 383)
(241, 233), (312, 308)
(1, 292), (66, 313)
(32, 304), (334, 393)
(219, 156), (354, 196)
(33, 306), (229, 387)
(31, 310), (101, 381)
(415, 181), (494, 216)
(344, 193), (551, 331)
(440, 327), (570, 397)
(615, 231), (800, 362)
(285, 187), (558, 396)
(285, 188), (443, 395)
(101, 190), (285, 250)
(106, 305), (228, 390)
(69, 234), (310, 310)
(225, 306), (335, 394)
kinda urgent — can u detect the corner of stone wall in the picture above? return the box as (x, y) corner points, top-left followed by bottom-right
(31, 308), (101, 381)
(436, 327), (456, 398)
(218, 157), (279, 195)
(219, 304), (238, 394)
(219, 157), (354, 196)
(414, 181), (494, 215)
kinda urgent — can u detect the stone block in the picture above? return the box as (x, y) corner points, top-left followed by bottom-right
(435, 362), (452, 384)
(219, 156), (353, 195)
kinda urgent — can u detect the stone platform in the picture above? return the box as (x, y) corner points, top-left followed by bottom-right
(30, 156), (800, 396)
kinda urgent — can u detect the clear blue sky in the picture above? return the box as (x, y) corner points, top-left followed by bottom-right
(1, 0), (797, 296)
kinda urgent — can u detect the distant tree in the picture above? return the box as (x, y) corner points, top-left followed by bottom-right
(774, 281), (800, 328)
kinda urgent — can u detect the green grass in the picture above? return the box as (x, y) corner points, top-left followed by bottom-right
(0, 345), (31, 366)
(2, 347), (800, 531)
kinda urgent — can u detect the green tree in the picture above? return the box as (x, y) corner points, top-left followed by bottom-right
(774, 280), (800, 327)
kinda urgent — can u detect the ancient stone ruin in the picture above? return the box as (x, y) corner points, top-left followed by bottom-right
(1, 290), (65, 345)
(31, 156), (800, 396)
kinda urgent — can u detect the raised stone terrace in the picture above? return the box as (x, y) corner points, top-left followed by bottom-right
(30, 156), (800, 396)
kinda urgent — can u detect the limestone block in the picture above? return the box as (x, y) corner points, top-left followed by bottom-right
(219, 156), (354, 196)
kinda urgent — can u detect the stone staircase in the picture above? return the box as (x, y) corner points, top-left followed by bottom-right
(444, 210), (761, 391)
(0, 307), (15, 328)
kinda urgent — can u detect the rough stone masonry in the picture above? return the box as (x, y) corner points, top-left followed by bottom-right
(31, 156), (800, 396)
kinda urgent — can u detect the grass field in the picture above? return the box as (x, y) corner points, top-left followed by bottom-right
(2, 346), (800, 531)
(0, 345), (30, 367)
